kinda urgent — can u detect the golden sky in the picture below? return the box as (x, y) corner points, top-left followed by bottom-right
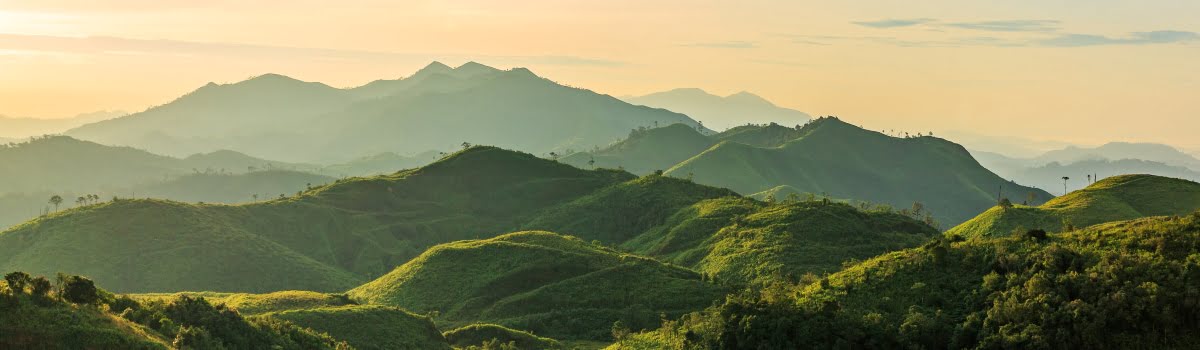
(1, 0), (1197, 148)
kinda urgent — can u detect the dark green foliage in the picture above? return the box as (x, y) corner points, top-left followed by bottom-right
(5, 271), (30, 293)
(443, 324), (562, 350)
(62, 275), (100, 305)
(120, 294), (349, 349)
(624, 212), (1200, 349)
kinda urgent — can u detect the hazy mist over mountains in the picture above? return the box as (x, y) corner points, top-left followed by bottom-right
(623, 88), (811, 130)
(65, 62), (702, 163)
(3, 2), (1200, 344)
(0, 110), (126, 139)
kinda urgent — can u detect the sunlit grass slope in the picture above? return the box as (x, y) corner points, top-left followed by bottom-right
(348, 231), (725, 340)
(948, 174), (1200, 237)
(623, 198), (940, 286)
(263, 305), (451, 350)
(0, 146), (633, 293)
(443, 323), (562, 349)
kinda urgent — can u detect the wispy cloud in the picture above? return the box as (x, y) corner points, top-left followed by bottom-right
(0, 33), (625, 66)
(943, 20), (1060, 32)
(683, 40), (758, 49)
(1036, 31), (1200, 47)
(851, 18), (935, 28)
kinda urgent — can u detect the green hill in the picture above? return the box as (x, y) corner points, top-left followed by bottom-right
(348, 231), (726, 341)
(664, 117), (1054, 226)
(948, 174), (1200, 237)
(521, 174), (739, 244)
(561, 123), (717, 175)
(713, 122), (808, 148)
(0, 146), (632, 293)
(1, 293), (169, 349)
(623, 198), (940, 285)
(620, 211), (1200, 349)
(264, 305), (451, 350)
(68, 62), (703, 163)
(444, 323), (562, 350)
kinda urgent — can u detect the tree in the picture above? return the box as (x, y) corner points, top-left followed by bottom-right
(1061, 176), (1070, 196)
(62, 275), (99, 305)
(461, 142), (472, 149)
(998, 197), (1014, 209)
(549, 152), (559, 161)
(48, 195), (63, 212)
(588, 156), (596, 169)
(4, 271), (31, 294)
(30, 276), (51, 298)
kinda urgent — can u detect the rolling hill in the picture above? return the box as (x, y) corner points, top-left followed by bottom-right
(623, 88), (810, 131)
(320, 150), (442, 177)
(619, 211), (1200, 349)
(560, 118), (1052, 226)
(67, 62), (702, 163)
(0, 146), (634, 292)
(662, 117), (1053, 226)
(347, 231), (727, 341)
(947, 174), (1200, 237)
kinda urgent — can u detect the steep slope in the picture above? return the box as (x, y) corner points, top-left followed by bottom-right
(665, 117), (1054, 226)
(67, 62), (702, 163)
(622, 211), (1200, 349)
(624, 88), (810, 131)
(348, 231), (726, 341)
(0, 147), (633, 292)
(560, 123), (716, 175)
(949, 174), (1200, 237)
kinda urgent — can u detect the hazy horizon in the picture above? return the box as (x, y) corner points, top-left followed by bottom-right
(2, 1), (1198, 149)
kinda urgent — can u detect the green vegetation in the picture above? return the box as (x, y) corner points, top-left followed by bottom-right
(136, 170), (334, 204)
(348, 231), (726, 341)
(949, 174), (1200, 237)
(264, 305), (450, 350)
(558, 117), (1052, 226)
(623, 198), (940, 286)
(617, 211), (1200, 349)
(2, 272), (346, 349)
(444, 324), (562, 350)
(0, 146), (632, 293)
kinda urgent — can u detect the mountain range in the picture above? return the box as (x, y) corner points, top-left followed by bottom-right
(563, 118), (1054, 226)
(67, 62), (702, 163)
(623, 88), (810, 131)
(974, 142), (1200, 193)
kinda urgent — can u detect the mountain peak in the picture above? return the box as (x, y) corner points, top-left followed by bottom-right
(412, 61), (454, 77)
(725, 91), (773, 106)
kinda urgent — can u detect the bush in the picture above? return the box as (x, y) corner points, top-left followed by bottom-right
(62, 276), (100, 305)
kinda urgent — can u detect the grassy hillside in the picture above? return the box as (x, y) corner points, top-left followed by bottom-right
(348, 231), (726, 341)
(623, 198), (940, 286)
(264, 305), (451, 350)
(619, 211), (1200, 349)
(561, 123), (717, 175)
(1, 294), (169, 349)
(444, 324), (562, 349)
(948, 174), (1200, 237)
(665, 117), (1054, 226)
(0, 146), (632, 293)
(712, 122), (808, 148)
(522, 174), (739, 244)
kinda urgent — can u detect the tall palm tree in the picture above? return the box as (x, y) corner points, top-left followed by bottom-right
(1061, 176), (1070, 196)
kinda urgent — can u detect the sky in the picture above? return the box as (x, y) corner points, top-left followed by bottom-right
(1, 0), (1197, 149)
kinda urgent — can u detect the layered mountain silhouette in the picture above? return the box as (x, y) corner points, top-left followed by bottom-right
(67, 62), (702, 163)
(624, 88), (810, 130)
(563, 117), (1054, 226)
(0, 110), (126, 138)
